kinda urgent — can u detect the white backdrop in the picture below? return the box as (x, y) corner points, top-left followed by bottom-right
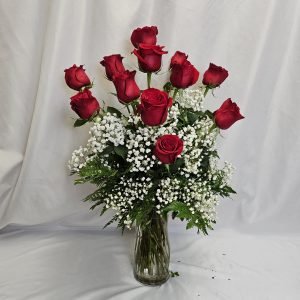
(1, 0), (300, 299)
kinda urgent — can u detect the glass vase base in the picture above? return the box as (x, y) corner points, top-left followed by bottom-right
(134, 271), (170, 286)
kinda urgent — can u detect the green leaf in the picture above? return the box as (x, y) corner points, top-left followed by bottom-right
(100, 205), (109, 216)
(187, 111), (199, 125)
(223, 186), (237, 194)
(74, 118), (88, 127)
(163, 201), (191, 219)
(186, 221), (194, 230)
(78, 161), (117, 180)
(211, 150), (219, 158)
(200, 156), (210, 172)
(170, 157), (184, 173)
(107, 106), (122, 117)
(170, 271), (180, 277)
(208, 123), (217, 133)
(163, 82), (173, 93)
(174, 157), (184, 167)
(103, 215), (118, 229)
(114, 145), (128, 159)
(163, 201), (212, 234)
(205, 110), (214, 120)
(83, 188), (103, 202)
(90, 201), (102, 210)
(171, 211), (178, 219)
(102, 145), (114, 155)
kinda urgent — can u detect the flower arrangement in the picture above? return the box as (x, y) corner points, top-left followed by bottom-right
(64, 26), (244, 285)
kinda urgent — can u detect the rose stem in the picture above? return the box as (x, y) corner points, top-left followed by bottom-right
(125, 104), (131, 115)
(173, 88), (178, 100)
(204, 86), (210, 97)
(147, 73), (152, 89)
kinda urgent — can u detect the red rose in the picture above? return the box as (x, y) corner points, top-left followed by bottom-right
(64, 64), (91, 91)
(170, 51), (188, 68)
(70, 89), (100, 120)
(170, 60), (199, 89)
(100, 54), (125, 81)
(202, 63), (228, 87)
(133, 44), (168, 73)
(214, 98), (244, 130)
(154, 135), (184, 164)
(112, 70), (140, 103)
(131, 26), (158, 48)
(138, 88), (172, 126)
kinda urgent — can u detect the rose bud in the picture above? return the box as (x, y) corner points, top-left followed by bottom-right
(170, 51), (188, 68)
(112, 70), (140, 103)
(64, 64), (91, 91)
(70, 89), (100, 120)
(100, 54), (125, 81)
(170, 60), (199, 89)
(154, 134), (184, 164)
(131, 26), (158, 48)
(202, 63), (228, 88)
(214, 98), (244, 130)
(132, 44), (168, 73)
(138, 88), (172, 126)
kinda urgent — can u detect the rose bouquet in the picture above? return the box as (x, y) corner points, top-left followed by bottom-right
(64, 26), (244, 285)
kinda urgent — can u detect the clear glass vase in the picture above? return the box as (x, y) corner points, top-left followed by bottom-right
(133, 211), (170, 286)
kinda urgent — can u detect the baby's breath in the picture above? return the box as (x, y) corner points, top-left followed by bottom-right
(68, 88), (235, 230)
